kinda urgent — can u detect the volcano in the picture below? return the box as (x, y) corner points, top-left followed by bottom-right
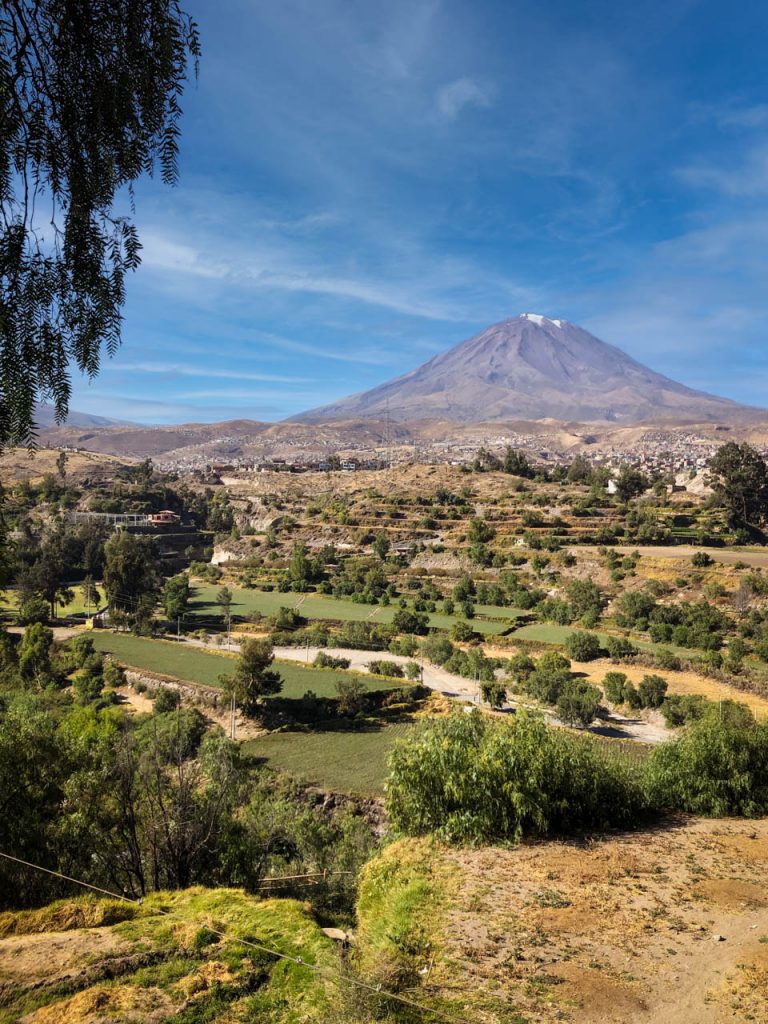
(294, 314), (759, 424)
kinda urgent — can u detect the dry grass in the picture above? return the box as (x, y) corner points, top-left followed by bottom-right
(365, 819), (768, 1023)
(571, 656), (768, 719)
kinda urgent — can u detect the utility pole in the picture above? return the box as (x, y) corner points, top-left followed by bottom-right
(230, 693), (236, 741)
(177, 615), (180, 639)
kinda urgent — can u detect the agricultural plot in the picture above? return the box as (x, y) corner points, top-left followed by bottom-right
(511, 622), (695, 657)
(189, 582), (518, 635)
(90, 632), (399, 698)
(242, 721), (413, 795)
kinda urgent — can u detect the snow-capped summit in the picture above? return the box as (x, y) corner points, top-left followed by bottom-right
(521, 313), (565, 329)
(293, 314), (759, 425)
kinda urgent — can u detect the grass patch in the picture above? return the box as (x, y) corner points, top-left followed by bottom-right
(512, 622), (694, 657)
(90, 632), (400, 698)
(189, 583), (515, 636)
(241, 722), (414, 795)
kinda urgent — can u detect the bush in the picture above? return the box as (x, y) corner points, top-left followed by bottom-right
(480, 680), (507, 708)
(623, 682), (642, 709)
(660, 694), (708, 728)
(367, 660), (404, 678)
(335, 677), (367, 716)
(638, 674), (668, 709)
(420, 635), (454, 666)
(691, 551), (714, 567)
(604, 635), (638, 661)
(564, 631), (602, 661)
(602, 671), (628, 704)
(556, 680), (602, 727)
(386, 710), (647, 843)
(404, 662), (422, 681)
(391, 609), (429, 635)
(647, 707), (768, 816)
(313, 651), (351, 670)
(451, 621), (479, 643)
(154, 687), (181, 713)
(652, 647), (680, 671)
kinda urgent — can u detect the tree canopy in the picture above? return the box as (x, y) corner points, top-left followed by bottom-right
(708, 442), (768, 530)
(0, 1), (199, 446)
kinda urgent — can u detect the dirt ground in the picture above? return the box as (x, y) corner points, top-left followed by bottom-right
(114, 685), (267, 740)
(437, 817), (768, 1024)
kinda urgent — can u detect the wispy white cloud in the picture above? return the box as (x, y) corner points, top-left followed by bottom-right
(436, 77), (493, 120)
(677, 144), (768, 197)
(107, 362), (311, 384)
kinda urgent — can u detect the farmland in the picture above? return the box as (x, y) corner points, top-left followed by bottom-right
(242, 722), (413, 795)
(188, 581), (520, 635)
(90, 632), (400, 698)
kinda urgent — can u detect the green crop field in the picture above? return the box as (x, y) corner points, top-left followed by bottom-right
(90, 632), (400, 698)
(189, 583), (518, 635)
(511, 622), (694, 657)
(241, 722), (413, 795)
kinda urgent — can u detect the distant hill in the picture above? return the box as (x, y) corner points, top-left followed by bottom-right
(293, 314), (762, 425)
(34, 402), (133, 429)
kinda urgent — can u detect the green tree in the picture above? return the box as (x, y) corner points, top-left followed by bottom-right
(163, 574), (190, 624)
(81, 575), (101, 616)
(0, 1), (200, 447)
(103, 531), (158, 626)
(480, 680), (507, 709)
(557, 680), (602, 728)
(613, 464), (650, 502)
(217, 585), (233, 628)
(373, 533), (390, 560)
(18, 623), (55, 685)
(602, 671), (628, 703)
(564, 630), (602, 661)
(503, 447), (535, 478)
(220, 639), (282, 716)
(708, 442), (768, 529)
(638, 674), (668, 709)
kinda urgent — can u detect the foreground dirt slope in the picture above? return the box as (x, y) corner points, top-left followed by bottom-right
(357, 820), (768, 1024)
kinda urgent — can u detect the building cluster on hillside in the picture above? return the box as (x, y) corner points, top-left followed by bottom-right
(151, 425), (765, 479)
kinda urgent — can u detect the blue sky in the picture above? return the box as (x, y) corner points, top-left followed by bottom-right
(71, 0), (768, 423)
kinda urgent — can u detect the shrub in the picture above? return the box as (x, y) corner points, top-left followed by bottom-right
(638, 674), (668, 709)
(691, 551), (714, 567)
(647, 707), (768, 816)
(154, 687), (181, 713)
(564, 631), (602, 661)
(335, 677), (367, 716)
(420, 635), (454, 666)
(602, 671), (628, 704)
(660, 694), (708, 728)
(653, 647), (681, 671)
(313, 651), (351, 670)
(404, 662), (422, 681)
(386, 710), (647, 844)
(367, 660), (404, 678)
(451, 621), (479, 643)
(623, 682), (642, 709)
(556, 680), (602, 727)
(480, 680), (507, 708)
(604, 635), (637, 661)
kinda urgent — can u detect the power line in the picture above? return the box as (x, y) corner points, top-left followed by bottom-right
(0, 850), (467, 1023)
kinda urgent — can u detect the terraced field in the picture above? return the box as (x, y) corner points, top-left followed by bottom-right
(242, 721), (413, 795)
(189, 582), (522, 635)
(90, 632), (401, 698)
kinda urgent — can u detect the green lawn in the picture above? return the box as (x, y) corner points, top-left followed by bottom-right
(90, 632), (399, 698)
(189, 583), (518, 636)
(241, 722), (413, 795)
